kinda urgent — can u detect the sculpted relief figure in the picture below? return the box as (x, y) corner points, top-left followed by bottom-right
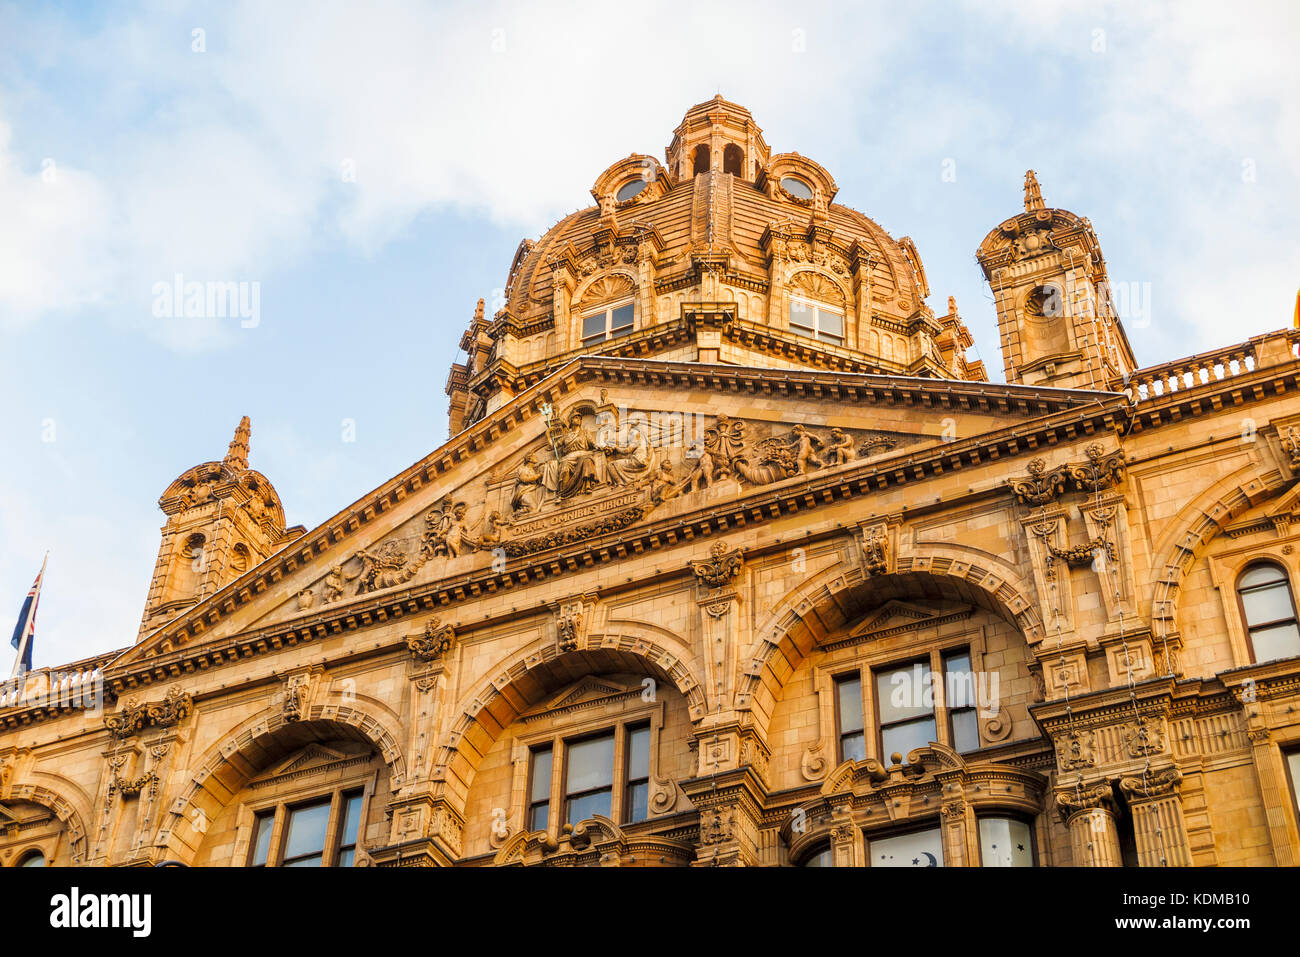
(828, 428), (857, 465)
(511, 453), (547, 514)
(553, 411), (610, 498)
(356, 540), (410, 593)
(686, 415), (910, 491)
(605, 425), (655, 486)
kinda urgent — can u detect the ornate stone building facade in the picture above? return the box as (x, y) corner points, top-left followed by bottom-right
(4, 97), (1300, 867)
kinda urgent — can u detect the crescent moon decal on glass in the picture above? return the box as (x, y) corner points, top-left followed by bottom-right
(922, 851), (938, 867)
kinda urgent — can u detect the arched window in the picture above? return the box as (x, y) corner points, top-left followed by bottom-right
(692, 144), (711, 176)
(723, 143), (743, 177)
(17, 850), (46, 867)
(797, 845), (833, 867)
(1237, 562), (1300, 663)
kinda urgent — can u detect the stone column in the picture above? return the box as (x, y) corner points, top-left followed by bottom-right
(1119, 767), (1192, 866)
(1056, 782), (1122, 866)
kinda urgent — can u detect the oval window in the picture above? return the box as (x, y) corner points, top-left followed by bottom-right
(616, 179), (647, 202)
(780, 176), (813, 200)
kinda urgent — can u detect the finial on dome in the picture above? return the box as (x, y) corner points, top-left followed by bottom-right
(1024, 170), (1045, 212)
(223, 416), (251, 471)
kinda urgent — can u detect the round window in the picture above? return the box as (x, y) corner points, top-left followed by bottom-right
(616, 179), (647, 202)
(780, 176), (813, 200)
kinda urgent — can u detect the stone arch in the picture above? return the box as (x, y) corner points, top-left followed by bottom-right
(1148, 460), (1291, 641)
(157, 704), (406, 863)
(5, 782), (90, 865)
(431, 624), (706, 812)
(738, 544), (1044, 741)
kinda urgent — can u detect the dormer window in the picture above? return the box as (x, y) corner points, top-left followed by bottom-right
(616, 179), (647, 202)
(581, 300), (634, 346)
(788, 296), (844, 347)
(780, 176), (813, 200)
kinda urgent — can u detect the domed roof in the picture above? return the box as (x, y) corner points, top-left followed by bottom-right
(501, 98), (929, 323)
(158, 416), (286, 532)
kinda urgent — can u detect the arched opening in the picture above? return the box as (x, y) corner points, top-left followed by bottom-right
(692, 144), (711, 176)
(189, 723), (389, 867)
(1236, 561), (1300, 663)
(723, 143), (744, 177)
(17, 849), (46, 867)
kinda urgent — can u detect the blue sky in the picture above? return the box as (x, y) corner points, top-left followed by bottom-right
(1, 0), (1297, 667)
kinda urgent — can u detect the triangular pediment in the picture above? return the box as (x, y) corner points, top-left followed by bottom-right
(254, 743), (350, 782)
(109, 355), (1122, 678)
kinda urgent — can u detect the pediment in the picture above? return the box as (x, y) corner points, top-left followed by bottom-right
(111, 356), (1121, 676)
(536, 676), (637, 714)
(827, 600), (974, 648)
(253, 743), (351, 783)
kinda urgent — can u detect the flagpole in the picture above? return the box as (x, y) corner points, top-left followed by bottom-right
(11, 552), (48, 679)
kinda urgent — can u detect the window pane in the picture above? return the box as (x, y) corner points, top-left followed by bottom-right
(836, 676), (863, 733)
(1240, 564), (1287, 589)
(283, 854), (323, 868)
(616, 179), (646, 202)
(801, 847), (834, 867)
(337, 847), (354, 868)
(818, 309), (844, 337)
(529, 747), (552, 804)
(877, 663), (932, 724)
(627, 726), (650, 781)
(979, 817), (1033, 867)
(566, 789), (612, 825)
(283, 800), (331, 863)
(1241, 582), (1295, 627)
(582, 311), (606, 340)
(944, 652), (975, 708)
(1288, 752), (1300, 815)
(529, 802), (549, 832)
(789, 300), (814, 331)
(1250, 623), (1300, 663)
(882, 716), (936, 758)
(566, 734), (615, 794)
(841, 731), (866, 763)
(952, 709), (980, 753)
(610, 302), (634, 331)
(781, 176), (814, 200)
(249, 811), (275, 866)
(818, 332), (844, 347)
(626, 781), (648, 824)
(868, 826), (943, 867)
(337, 791), (363, 849)
(18, 851), (45, 867)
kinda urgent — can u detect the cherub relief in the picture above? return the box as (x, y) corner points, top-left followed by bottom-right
(827, 428), (857, 465)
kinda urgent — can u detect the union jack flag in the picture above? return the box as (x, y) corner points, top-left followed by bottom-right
(10, 556), (47, 675)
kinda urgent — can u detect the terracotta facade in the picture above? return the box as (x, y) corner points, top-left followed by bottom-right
(4, 97), (1300, 867)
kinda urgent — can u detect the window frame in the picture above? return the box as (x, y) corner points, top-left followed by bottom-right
(561, 729), (617, 827)
(241, 781), (372, 868)
(519, 705), (662, 835)
(864, 820), (945, 868)
(828, 642), (984, 766)
(787, 295), (845, 347)
(1235, 560), (1300, 664)
(580, 298), (635, 347)
(976, 814), (1037, 867)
